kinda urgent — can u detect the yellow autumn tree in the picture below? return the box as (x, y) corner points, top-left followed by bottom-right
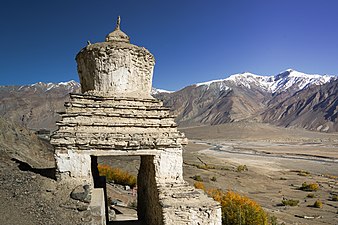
(208, 189), (268, 225)
(97, 164), (137, 188)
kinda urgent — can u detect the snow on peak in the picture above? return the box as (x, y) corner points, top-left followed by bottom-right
(272, 69), (334, 92)
(193, 69), (335, 93)
(151, 88), (173, 95)
(29, 80), (80, 92)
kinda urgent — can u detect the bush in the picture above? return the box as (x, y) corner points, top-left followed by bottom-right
(281, 199), (299, 206)
(191, 175), (203, 182)
(331, 194), (338, 201)
(194, 181), (205, 190)
(97, 164), (137, 188)
(196, 164), (216, 170)
(236, 165), (248, 172)
(313, 200), (323, 208)
(269, 215), (278, 225)
(307, 193), (315, 198)
(207, 189), (268, 225)
(211, 176), (217, 182)
(299, 182), (319, 192)
(297, 170), (310, 176)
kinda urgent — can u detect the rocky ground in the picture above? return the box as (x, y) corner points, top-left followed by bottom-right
(0, 118), (91, 225)
(0, 118), (337, 224)
(0, 152), (92, 225)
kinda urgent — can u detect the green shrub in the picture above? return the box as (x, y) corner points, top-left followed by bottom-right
(331, 194), (338, 201)
(211, 176), (217, 182)
(297, 170), (310, 176)
(191, 175), (203, 182)
(236, 165), (248, 172)
(299, 182), (319, 192)
(269, 215), (278, 225)
(282, 199), (299, 206)
(313, 200), (323, 208)
(196, 164), (216, 170)
(307, 193), (315, 198)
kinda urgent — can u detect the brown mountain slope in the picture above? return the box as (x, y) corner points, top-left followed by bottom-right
(157, 84), (268, 127)
(0, 116), (54, 168)
(0, 82), (79, 131)
(261, 80), (338, 132)
(0, 72), (337, 133)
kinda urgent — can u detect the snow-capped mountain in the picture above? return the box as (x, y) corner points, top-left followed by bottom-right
(195, 69), (335, 94)
(155, 69), (337, 131)
(0, 69), (337, 132)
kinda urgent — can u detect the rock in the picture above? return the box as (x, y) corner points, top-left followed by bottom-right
(76, 203), (89, 211)
(70, 185), (91, 203)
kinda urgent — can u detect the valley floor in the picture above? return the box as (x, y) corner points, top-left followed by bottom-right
(181, 122), (338, 225)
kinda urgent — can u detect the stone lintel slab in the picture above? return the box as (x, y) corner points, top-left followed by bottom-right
(56, 148), (181, 157)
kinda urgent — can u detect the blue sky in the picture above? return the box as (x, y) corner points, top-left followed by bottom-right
(1, 0), (338, 91)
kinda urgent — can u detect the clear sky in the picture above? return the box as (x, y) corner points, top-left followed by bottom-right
(1, 0), (338, 91)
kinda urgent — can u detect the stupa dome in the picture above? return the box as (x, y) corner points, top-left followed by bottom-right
(76, 16), (155, 98)
(105, 16), (130, 43)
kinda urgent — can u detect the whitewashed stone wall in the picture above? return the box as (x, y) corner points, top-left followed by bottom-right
(76, 42), (154, 99)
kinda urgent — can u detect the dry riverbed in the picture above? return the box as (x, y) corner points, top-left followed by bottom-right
(181, 123), (338, 225)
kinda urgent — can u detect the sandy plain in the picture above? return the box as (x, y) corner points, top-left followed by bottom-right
(181, 122), (338, 225)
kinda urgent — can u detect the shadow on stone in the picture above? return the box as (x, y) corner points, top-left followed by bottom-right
(12, 158), (56, 180)
(108, 220), (141, 225)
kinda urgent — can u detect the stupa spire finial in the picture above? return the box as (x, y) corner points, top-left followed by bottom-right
(105, 16), (130, 43)
(115, 16), (121, 30)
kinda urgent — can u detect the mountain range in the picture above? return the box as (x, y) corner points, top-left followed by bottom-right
(0, 69), (337, 132)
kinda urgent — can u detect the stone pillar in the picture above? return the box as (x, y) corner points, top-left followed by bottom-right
(138, 155), (163, 225)
(54, 150), (93, 185)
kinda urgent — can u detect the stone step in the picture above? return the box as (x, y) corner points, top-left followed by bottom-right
(56, 121), (177, 128)
(65, 102), (168, 111)
(59, 115), (176, 127)
(55, 125), (180, 134)
(60, 112), (176, 119)
(70, 93), (161, 104)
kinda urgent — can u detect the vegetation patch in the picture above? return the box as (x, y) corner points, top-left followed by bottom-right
(306, 193), (315, 198)
(297, 170), (311, 176)
(236, 164), (248, 172)
(281, 199), (299, 206)
(194, 181), (205, 190)
(184, 162), (216, 170)
(207, 189), (268, 225)
(330, 194), (338, 201)
(299, 182), (319, 192)
(97, 164), (137, 188)
(210, 176), (217, 182)
(312, 200), (323, 208)
(191, 175), (203, 182)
